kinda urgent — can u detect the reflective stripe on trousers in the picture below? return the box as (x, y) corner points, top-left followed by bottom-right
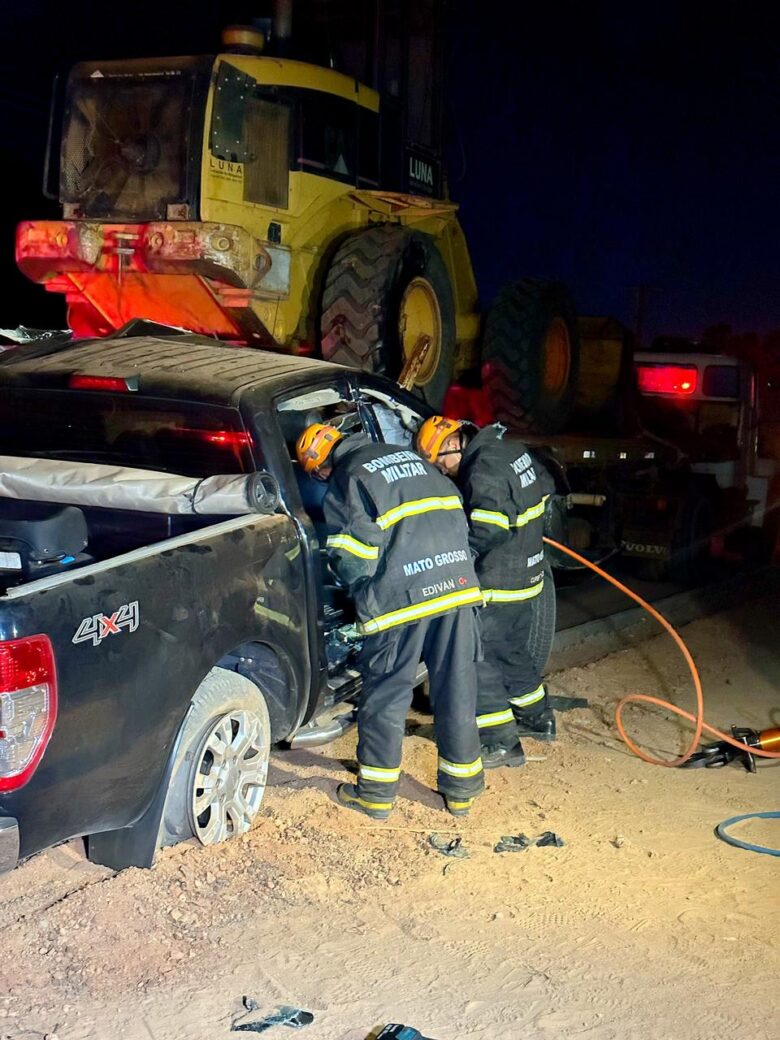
(355, 608), (485, 804)
(359, 586), (484, 635)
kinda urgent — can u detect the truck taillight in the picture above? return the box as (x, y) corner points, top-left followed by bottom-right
(636, 364), (698, 396)
(0, 636), (57, 791)
(69, 374), (138, 392)
(171, 427), (251, 447)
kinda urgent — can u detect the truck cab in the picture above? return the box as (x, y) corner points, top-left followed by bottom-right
(635, 351), (776, 531)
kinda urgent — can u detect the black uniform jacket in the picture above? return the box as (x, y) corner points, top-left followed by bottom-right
(323, 435), (483, 634)
(459, 424), (554, 603)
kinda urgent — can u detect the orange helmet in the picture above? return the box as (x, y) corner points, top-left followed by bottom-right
(296, 423), (342, 474)
(416, 415), (464, 464)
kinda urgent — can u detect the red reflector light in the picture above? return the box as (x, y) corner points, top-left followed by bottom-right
(636, 364), (698, 396)
(172, 427), (251, 447)
(204, 430), (250, 446)
(69, 374), (136, 392)
(0, 635), (57, 792)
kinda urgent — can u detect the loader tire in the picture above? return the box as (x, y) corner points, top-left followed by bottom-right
(320, 225), (456, 409)
(482, 279), (580, 433)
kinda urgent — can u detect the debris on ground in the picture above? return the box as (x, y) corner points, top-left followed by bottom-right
(0, 602), (777, 1040)
(428, 834), (469, 858)
(548, 694), (589, 711)
(535, 831), (565, 847)
(494, 831), (565, 852)
(493, 834), (533, 853)
(373, 1026), (437, 1039)
(232, 1004), (314, 1033)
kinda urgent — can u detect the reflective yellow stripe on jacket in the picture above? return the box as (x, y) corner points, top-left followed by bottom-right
(482, 581), (544, 604)
(359, 586), (484, 635)
(375, 495), (462, 530)
(470, 496), (548, 531)
(326, 534), (379, 560)
(513, 497), (548, 528)
(470, 508), (510, 530)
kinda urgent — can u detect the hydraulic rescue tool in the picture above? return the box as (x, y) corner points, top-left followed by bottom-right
(681, 727), (780, 772)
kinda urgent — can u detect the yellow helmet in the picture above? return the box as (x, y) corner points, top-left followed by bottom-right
(295, 423), (342, 473)
(416, 415), (464, 464)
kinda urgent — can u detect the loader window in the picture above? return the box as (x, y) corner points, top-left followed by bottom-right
(60, 59), (208, 221)
(297, 90), (356, 184)
(358, 109), (380, 188)
(210, 62), (292, 209)
(210, 62), (256, 162)
(244, 95), (291, 209)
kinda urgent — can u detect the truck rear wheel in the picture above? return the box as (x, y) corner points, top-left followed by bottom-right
(482, 279), (581, 433)
(159, 668), (271, 849)
(638, 493), (714, 585)
(320, 225), (456, 408)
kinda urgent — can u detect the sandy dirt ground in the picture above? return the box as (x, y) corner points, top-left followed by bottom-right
(0, 593), (778, 1040)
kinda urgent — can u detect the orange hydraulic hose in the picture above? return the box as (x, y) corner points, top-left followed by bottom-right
(543, 537), (780, 767)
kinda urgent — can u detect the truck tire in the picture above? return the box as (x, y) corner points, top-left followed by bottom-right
(482, 279), (581, 433)
(320, 225), (456, 408)
(159, 668), (271, 849)
(528, 561), (556, 674)
(638, 493), (714, 585)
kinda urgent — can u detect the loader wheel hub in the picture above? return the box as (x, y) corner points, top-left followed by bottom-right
(399, 277), (442, 386)
(542, 318), (571, 397)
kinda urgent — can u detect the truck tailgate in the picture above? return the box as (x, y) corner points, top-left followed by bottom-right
(0, 512), (308, 860)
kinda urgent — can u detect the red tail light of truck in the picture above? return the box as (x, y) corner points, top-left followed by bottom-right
(636, 364), (698, 396)
(0, 636), (58, 792)
(69, 374), (138, 392)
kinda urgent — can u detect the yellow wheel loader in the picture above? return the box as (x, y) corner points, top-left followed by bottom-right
(15, 0), (580, 421)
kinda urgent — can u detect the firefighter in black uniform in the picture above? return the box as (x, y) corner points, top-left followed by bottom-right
(295, 423), (485, 818)
(417, 416), (556, 768)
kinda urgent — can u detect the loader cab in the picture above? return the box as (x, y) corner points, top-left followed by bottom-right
(204, 55), (382, 213)
(19, 0), (457, 348)
(46, 41), (441, 227)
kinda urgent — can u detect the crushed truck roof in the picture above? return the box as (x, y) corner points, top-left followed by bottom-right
(0, 335), (350, 404)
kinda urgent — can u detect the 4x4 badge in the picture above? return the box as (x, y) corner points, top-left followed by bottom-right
(72, 601), (140, 646)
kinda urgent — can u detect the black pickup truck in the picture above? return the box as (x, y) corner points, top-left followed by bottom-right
(0, 330), (556, 872)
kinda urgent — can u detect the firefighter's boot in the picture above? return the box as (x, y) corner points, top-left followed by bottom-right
(336, 783), (393, 820)
(481, 741), (526, 769)
(515, 708), (557, 742)
(443, 794), (476, 817)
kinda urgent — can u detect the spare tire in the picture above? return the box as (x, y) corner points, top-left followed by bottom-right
(320, 225), (456, 408)
(482, 279), (581, 433)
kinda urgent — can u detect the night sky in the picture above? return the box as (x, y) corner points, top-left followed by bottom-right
(1, 1), (777, 343)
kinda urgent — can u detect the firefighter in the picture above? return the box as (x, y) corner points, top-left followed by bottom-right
(417, 416), (555, 768)
(295, 423), (485, 819)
